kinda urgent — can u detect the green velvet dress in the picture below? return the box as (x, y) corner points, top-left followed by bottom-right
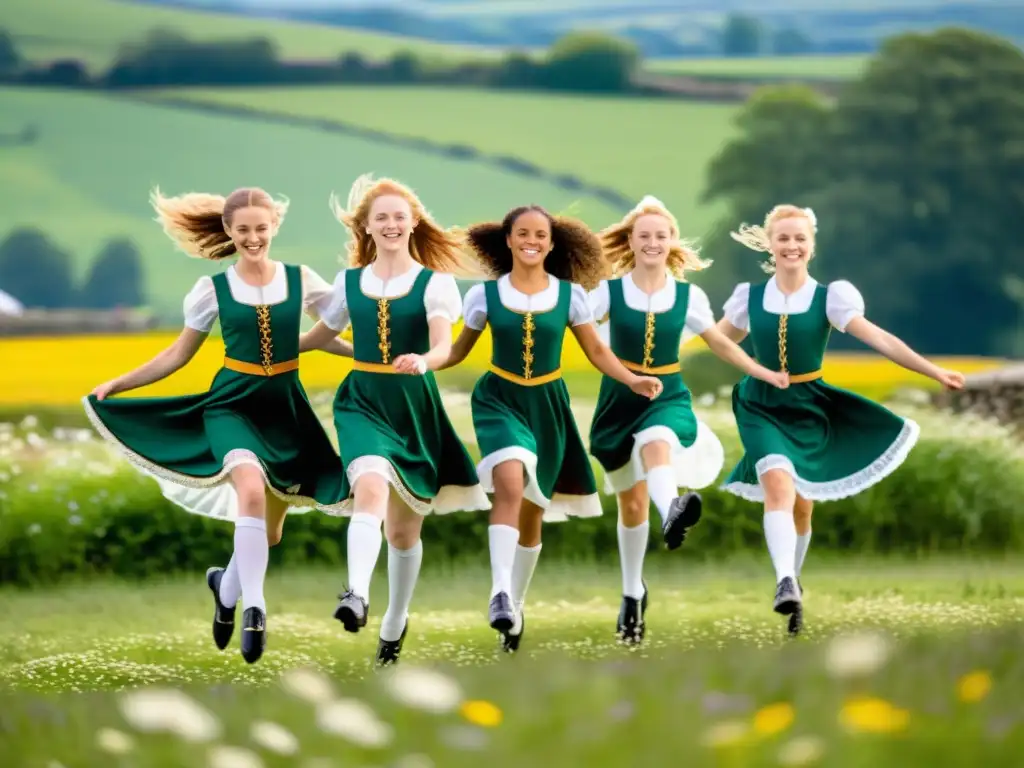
(82, 264), (348, 517)
(331, 266), (488, 514)
(723, 281), (919, 502)
(470, 278), (601, 522)
(589, 277), (724, 494)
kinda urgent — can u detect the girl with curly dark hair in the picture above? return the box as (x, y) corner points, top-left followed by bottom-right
(440, 204), (663, 652)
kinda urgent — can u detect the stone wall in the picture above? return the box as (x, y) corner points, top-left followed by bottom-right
(932, 363), (1024, 431)
(0, 309), (158, 336)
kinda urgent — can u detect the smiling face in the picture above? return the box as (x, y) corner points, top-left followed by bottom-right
(506, 209), (553, 268)
(769, 215), (814, 274)
(629, 213), (673, 269)
(366, 193), (416, 255)
(225, 205), (275, 263)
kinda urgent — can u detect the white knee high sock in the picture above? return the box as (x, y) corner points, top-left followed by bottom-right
(795, 531), (812, 577)
(511, 543), (541, 611)
(218, 555), (241, 608)
(379, 540), (423, 642)
(234, 517), (268, 612)
(764, 510), (798, 582)
(346, 512), (383, 603)
(488, 524), (519, 597)
(645, 465), (677, 527)
(617, 521), (649, 599)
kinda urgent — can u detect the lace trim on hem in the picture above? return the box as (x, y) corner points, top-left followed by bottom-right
(720, 418), (920, 502)
(81, 395), (348, 515)
(336, 455), (489, 516)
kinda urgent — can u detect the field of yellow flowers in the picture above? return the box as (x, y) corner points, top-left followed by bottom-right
(1, 329), (1004, 406)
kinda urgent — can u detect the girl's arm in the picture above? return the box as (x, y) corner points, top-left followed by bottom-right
(393, 317), (453, 374)
(714, 317), (749, 344)
(700, 326), (788, 388)
(846, 317), (965, 389)
(91, 328), (207, 399)
(571, 323), (662, 400)
(299, 321), (346, 354)
(436, 325), (482, 371)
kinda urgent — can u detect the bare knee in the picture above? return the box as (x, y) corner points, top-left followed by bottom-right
(793, 495), (813, 535)
(617, 486), (649, 528)
(353, 474), (389, 519)
(760, 469), (796, 511)
(490, 460), (525, 528)
(640, 440), (671, 472)
(386, 498), (424, 550)
(231, 467), (267, 520)
(518, 500), (544, 547)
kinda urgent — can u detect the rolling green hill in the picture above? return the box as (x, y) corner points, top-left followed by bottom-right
(0, 87), (622, 318)
(153, 86), (740, 243)
(648, 54), (869, 79)
(4, 0), (498, 73)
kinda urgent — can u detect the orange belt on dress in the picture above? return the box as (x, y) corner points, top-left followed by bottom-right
(223, 357), (299, 377)
(618, 358), (681, 375)
(488, 365), (562, 386)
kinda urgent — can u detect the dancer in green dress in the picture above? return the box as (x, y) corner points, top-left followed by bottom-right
(590, 196), (788, 643)
(717, 204), (966, 634)
(83, 187), (349, 664)
(301, 174), (488, 666)
(439, 204), (663, 652)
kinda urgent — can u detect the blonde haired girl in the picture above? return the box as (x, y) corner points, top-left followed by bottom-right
(301, 174), (488, 666)
(589, 196), (788, 643)
(84, 186), (348, 665)
(439, 204), (663, 653)
(718, 204), (964, 634)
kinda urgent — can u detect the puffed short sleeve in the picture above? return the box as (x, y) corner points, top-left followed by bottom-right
(569, 283), (594, 326)
(826, 280), (865, 332)
(319, 269), (350, 332)
(424, 273), (463, 323)
(684, 284), (715, 336)
(722, 282), (751, 332)
(301, 265), (334, 320)
(462, 283), (487, 331)
(588, 280), (611, 324)
(182, 276), (218, 332)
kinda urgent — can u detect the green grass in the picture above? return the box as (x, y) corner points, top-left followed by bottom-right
(649, 54), (870, 79)
(0, 87), (621, 318)
(1, 560), (1023, 764)
(5, 0), (497, 72)
(153, 85), (741, 236)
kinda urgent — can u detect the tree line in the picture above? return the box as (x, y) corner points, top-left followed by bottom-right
(0, 27), (811, 98)
(694, 28), (1024, 357)
(0, 230), (145, 311)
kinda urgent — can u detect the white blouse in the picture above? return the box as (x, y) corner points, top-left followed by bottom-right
(589, 273), (716, 337)
(462, 274), (593, 331)
(320, 262), (463, 333)
(183, 262), (333, 333)
(723, 276), (865, 333)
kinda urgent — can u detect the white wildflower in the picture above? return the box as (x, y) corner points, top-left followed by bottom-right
(316, 698), (393, 748)
(383, 666), (464, 714)
(95, 728), (134, 754)
(118, 688), (221, 742)
(280, 667), (335, 704)
(824, 631), (892, 679)
(778, 735), (825, 766)
(208, 745), (265, 768)
(250, 721), (299, 756)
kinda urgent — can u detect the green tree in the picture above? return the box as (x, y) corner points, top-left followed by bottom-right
(701, 28), (1024, 356)
(80, 238), (147, 309)
(773, 28), (813, 56)
(0, 29), (20, 73)
(720, 14), (764, 57)
(542, 32), (640, 92)
(0, 229), (76, 309)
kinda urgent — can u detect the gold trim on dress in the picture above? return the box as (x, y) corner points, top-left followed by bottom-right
(377, 298), (391, 364)
(641, 310), (656, 370)
(224, 357), (299, 376)
(778, 313), (789, 373)
(619, 359), (680, 375)
(789, 369), (823, 383)
(489, 364), (561, 386)
(351, 360), (400, 374)
(522, 311), (535, 379)
(255, 304), (275, 375)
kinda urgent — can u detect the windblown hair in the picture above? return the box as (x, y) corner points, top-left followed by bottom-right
(150, 187), (288, 260)
(329, 173), (475, 277)
(730, 204), (817, 274)
(600, 195), (710, 280)
(462, 205), (605, 290)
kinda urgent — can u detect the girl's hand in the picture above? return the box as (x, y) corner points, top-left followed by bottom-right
(392, 354), (427, 375)
(629, 375), (663, 400)
(935, 368), (965, 391)
(91, 379), (119, 400)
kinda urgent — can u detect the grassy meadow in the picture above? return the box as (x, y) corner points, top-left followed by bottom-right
(648, 53), (870, 78)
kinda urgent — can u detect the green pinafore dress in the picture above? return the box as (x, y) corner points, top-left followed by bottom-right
(722, 281), (919, 502)
(332, 266), (487, 515)
(82, 264), (347, 517)
(471, 278), (601, 522)
(589, 278), (724, 494)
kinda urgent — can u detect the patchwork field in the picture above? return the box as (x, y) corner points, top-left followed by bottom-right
(0, 87), (622, 319)
(648, 53), (870, 78)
